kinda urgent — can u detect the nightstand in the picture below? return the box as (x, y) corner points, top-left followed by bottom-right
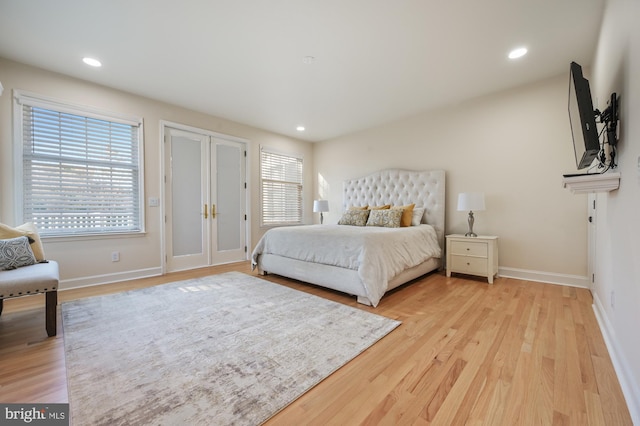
(446, 234), (499, 283)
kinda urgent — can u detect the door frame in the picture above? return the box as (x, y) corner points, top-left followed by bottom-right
(587, 193), (597, 291)
(159, 120), (251, 274)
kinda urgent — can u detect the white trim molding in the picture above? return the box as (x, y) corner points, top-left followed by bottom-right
(498, 266), (590, 288)
(59, 267), (162, 291)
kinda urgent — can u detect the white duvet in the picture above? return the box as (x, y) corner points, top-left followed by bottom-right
(251, 224), (441, 306)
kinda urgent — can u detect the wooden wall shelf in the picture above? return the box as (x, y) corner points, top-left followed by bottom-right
(562, 172), (620, 194)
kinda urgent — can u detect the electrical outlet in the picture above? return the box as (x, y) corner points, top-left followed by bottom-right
(610, 290), (615, 309)
(111, 251), (120, 262)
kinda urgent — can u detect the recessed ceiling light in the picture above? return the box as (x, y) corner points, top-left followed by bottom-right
(508, 47), (528, 59)
(302, 56), (315, 65)
(82, 57), (102, 67)
(296, 126), (305, 132)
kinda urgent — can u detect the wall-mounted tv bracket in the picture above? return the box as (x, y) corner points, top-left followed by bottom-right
(595, 92), (619, 146)
(594, 92), (619, 169)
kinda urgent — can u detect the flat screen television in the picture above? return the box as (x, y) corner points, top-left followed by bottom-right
(568, 62), (600, 169)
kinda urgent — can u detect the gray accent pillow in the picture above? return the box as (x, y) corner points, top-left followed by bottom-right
(0, 236), (37, 270)
(338, 209), (370, 226)
(366, 209), (403, 228)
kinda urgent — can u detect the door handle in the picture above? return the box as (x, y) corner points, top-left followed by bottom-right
(204, 204), (208, 219)
(211, 204), (217, 219)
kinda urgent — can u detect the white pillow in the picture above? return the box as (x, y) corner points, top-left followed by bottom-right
(411, 207), (425, 226)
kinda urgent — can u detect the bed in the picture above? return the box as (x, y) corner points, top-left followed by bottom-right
(251, 169), (445, 307)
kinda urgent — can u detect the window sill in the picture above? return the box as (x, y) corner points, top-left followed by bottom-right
(41, 231), (147, 243)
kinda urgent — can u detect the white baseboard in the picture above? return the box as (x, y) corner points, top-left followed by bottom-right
(592, 294), (640, 425)
(498, 266), (589, 288)
(60, 267), (163, 290)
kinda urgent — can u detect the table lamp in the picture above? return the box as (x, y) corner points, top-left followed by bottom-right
(457, 192), (485, 237)
(313, 199), (329, 224)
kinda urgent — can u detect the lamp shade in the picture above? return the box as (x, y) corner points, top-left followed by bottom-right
(457, 192), (485, 212)
(313, 199), (329, 213)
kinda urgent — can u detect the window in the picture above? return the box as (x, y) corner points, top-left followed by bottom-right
(260, 146), (303, 226)
(14, 91), (144, 237)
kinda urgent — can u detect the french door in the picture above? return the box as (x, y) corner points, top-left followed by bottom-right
(164, 126), (247, 272)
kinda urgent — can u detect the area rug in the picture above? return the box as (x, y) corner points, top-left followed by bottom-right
(62, 271), (400, 425)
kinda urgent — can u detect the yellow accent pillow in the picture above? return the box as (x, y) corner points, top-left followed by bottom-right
(0, 222), (46, 261)
(369, 204), (391, 210)
(392, 204), (415, 227)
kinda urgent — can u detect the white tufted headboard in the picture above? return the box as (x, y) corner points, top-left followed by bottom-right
(343, 169), (446, 248)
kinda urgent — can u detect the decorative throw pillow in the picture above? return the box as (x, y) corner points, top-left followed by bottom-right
(392, 203), (415, 227)
(368, 204), (391, 210)
(411, 207), (426, 226)
(366, 209), (402, 228)
(348, 205), (368, 210)
(0, 236), (37, 271)
(0, 222), (46, 261)
(338, 209), (370, 226)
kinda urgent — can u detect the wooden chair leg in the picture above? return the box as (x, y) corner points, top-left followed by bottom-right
(46, 291), (57, 337)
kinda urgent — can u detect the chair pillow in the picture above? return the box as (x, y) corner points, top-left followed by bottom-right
(0, 222), (46, 261)
(0, 236), (37, 271)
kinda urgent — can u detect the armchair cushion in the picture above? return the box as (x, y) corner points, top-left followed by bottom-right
(0, 260), (59, 299)
(0, 260), (59, 337)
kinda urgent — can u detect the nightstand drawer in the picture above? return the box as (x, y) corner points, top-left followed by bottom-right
(450, 241), (488, 257)
(450, 255), (488, 275)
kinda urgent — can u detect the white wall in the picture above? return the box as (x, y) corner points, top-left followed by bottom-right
(314, 74), (590, 283)
(0, 57), (313, 285)
(590, 0), (640, 422)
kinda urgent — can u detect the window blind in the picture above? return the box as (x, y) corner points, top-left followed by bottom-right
(20, 102), (143, 236)
(260, 147), (303, 225)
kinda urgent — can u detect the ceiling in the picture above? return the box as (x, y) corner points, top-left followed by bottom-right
(0, 0), (604, 142)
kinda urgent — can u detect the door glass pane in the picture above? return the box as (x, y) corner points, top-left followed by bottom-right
(172, 136), (203, 256)
(216, 143), (242, 251)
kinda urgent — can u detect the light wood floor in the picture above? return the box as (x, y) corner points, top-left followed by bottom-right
(0, 262), (632, 425)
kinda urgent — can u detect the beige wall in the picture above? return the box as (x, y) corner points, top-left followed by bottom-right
(590, 0), (640, 420)
(314, 73), (589, 280)
(0, 58), (313, 285)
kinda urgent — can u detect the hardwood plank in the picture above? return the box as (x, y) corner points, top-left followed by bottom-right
(0, 263), (632, 425)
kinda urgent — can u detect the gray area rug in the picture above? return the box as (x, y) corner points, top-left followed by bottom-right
(62, 272), (400, 425)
